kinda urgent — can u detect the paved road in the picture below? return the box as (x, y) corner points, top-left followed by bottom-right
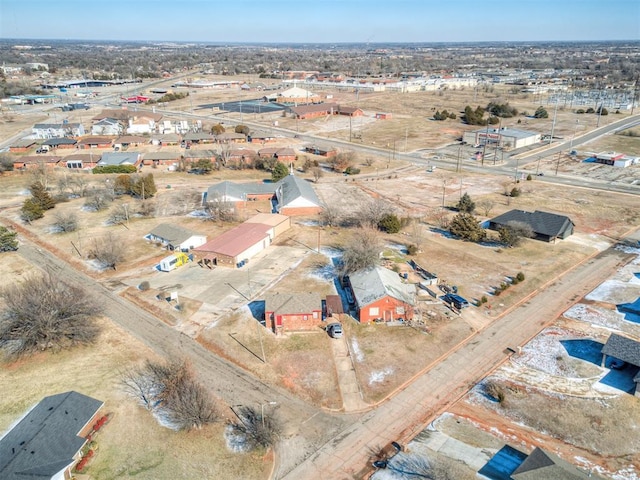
(13, 238), (354, 477)
(281, 243), (635, 479)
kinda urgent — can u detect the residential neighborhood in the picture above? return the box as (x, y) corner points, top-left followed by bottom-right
(0, 31), (639, 480)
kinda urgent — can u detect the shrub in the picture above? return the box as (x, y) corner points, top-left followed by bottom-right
(138, 281), (151, 291)
(407, 244), (418, 256)
(510, 187), (521, 197)
(480, 295), (488, 304)
(92, 165), (137, 174)
(484, 380), (506, 403)
(576, 109), (585, 114)
(344, 166), (360, 175)
(526, 174), (532, 181)
(516, 271), (525, 282)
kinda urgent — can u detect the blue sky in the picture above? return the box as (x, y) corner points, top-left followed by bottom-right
(1, 0), (638, 43)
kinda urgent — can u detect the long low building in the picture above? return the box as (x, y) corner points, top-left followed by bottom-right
(193, 213), (290, 268)
(463, 127), (540, 150)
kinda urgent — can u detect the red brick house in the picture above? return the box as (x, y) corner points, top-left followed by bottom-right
(257, 147), (297, 163)
(77, 136), (114, 149)
(9, 139), (37, 153)
(264, 292), (322, 334)
(336, 106), (364, 117)
(375, 112), (392, 120)
(290, 103), (338, 120)
(62, 152), (101, 169)
(347, 265), (415, 323)
(13, 155), (61, 170)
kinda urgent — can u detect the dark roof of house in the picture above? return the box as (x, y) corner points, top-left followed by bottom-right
(349, 265), (415, 308)
(264, 292), (321, 314)
(275, 174), (321, 209)
(489, 210), (574, 238)
(0, 391), (103, 480)
(325, 295), (344, 314)
(42, 138), (77, 146)
(512, 447), (601, 479)
(601, 333), (640, 368)
(148, 223), (202, 246)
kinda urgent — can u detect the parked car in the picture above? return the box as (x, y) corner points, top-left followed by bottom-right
(327, 323), (343, 339)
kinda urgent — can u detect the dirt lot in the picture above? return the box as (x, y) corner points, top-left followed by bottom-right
(0, 254), (270, 480)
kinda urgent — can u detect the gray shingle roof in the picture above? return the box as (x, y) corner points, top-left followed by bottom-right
(348, 265), (415, 308)
(264, 292), (321, 314)
(148, 223), (200, 246)
(0, 391), (103, 480)
(275, 174), (321, 208)
(206, 181), (275, 202)
(98, 152), (141, 166)
(602, 333), (640, 368)
(490, 210), (573, 238)
(512, 447), (601, 479)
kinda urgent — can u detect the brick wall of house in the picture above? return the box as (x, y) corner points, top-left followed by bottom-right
(280, 206), (322, 216)
(267, 310), (322, 333)
(357, 296), (414, 323)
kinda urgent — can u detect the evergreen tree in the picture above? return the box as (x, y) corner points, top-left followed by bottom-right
(456, 193), (476, 213)
(29, 181), (55, 210)
(20, 198), (44, 223)
(378, 213), (401, 233)
(131, 173), (157, 199)
(271, 161), (289, 182)
(449, 212), (486, 242)
(534, 106), (549, 118)
(0, 226), (18, 251)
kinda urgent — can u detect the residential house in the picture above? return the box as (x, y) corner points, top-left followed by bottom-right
(375, 112), (392, 120)
(347, 265), (415, 323)
(264, 292), (323, 334)
(8, 139), (37, 153)
(142, 151), (181, 168)
(601, 333), (640, 397)
(227, 148), (258, 168)
(214, 132), (246, 144)
(258, 147), (297, 163)
(62, 152), (101, 169)
(97, 151), (141, 167)
(126, 112), (162, 135)
(183, 149), (218, 165)
(146, 223), (207, 251)
(303, 144), (337, 158)
(488, 210), (574, 242)
(150, 133), (182, 146)
(13, 155), (61, 170)
(32, 122), (85, 139)
(91, 118), (123, 136)
(248, 131), (277, 144)
(114, 135), (149, 149)
(77, 136), (113, 149)
(0, 391), (104, 480)
(511, 447), (603, 479)
(183, 132), (215, 144)
(42, 137), (78, 150)
(275, 174), (323, 216)
(193, 213), (289, 268)
(205, 175), (322, 216)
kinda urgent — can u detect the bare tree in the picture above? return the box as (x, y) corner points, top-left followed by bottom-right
(320, 204), (342, 227)
(498, 220), (534, 247)
(84, 188), (113, 212)
(205, 192), (238, 223)
(107, 204), (130, 225)
(0, 273), (101, 358)
(339, 228), (382, 276)
(52, 211), (79, 233)
(121, 359), (219, 431)
(228, 405), (282, 450)
(88, 232), (124, 270)
(310, 166), (324, 182)
(356, 198), (394, 228)
(477, 199), (495, 217)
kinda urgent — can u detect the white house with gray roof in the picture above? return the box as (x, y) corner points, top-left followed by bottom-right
(146, 223), (207, 251)
(31, 123), (85, 139)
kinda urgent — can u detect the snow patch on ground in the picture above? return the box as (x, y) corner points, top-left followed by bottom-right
(586, 279), (630, 302)
(308, 263), (336, 282)
(516, 327), (576, 376)
(350, 338), (364, 362)
(564, 303), (627, 329)
(369, 367), (394, 385)
(296, 219), (320, 227)
(224, 424), (250, 453)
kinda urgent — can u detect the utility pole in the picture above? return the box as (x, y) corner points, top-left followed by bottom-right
(549, 98), (559, 146)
